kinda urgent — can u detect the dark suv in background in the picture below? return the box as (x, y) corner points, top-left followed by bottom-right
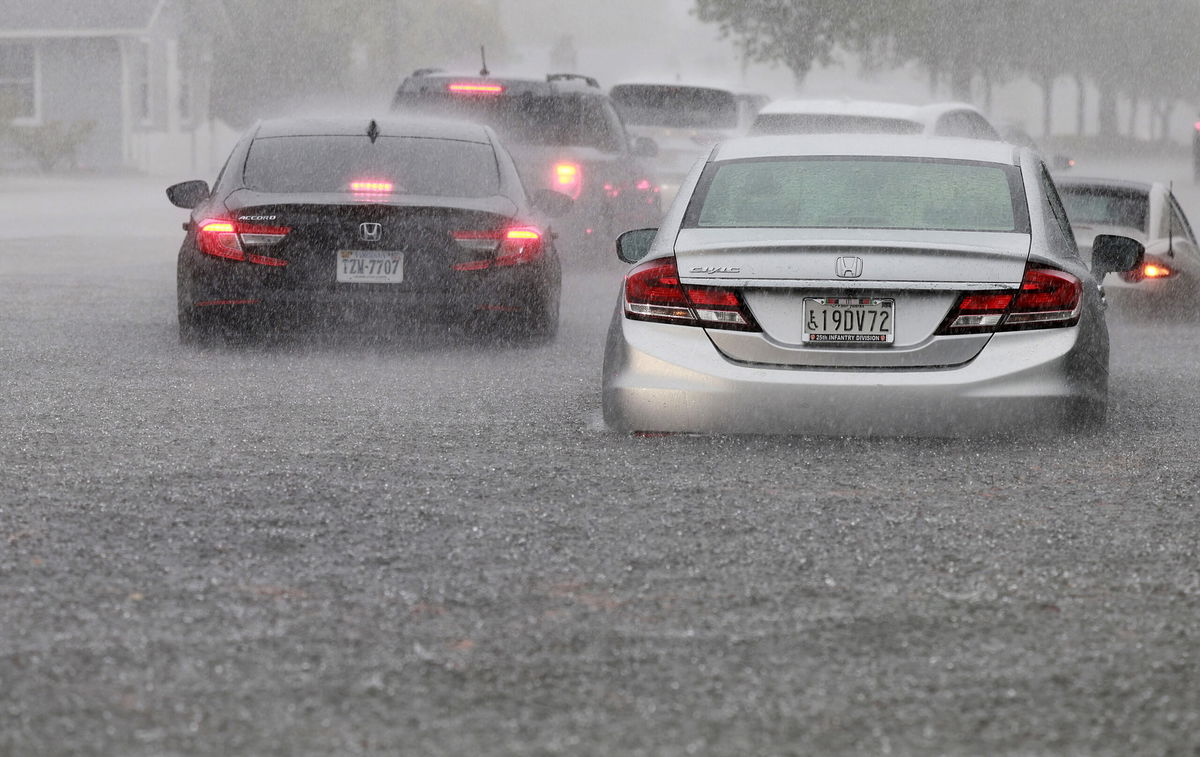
(392, 71), (662, 259)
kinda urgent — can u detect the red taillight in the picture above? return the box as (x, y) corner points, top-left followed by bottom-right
(553, 162), (582, 200)
(939, 266), (1082, 333)
(623, 257), (757, 331)
(197, 218), (289, 266)
(448, 82), (504, 95)
(450, 226), (544, 271)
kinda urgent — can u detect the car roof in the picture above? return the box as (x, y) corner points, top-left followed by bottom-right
(710, 134), (1021, 165)
(1053, 176), (1154, 194)
(611, 82), (736, 94)
(397, 72), (602, 96)
(252, 117), (492, 143)
(757, 99), (985, 125)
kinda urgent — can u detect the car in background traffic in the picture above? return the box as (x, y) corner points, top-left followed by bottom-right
(168, 117), (568, 345)
(1056, 176), (1200, 300)
(996, 121), (1075, 171)
(609, 83), (767, 198)
(750, 99), (1001, 140)
(392, 71), (661, 259)
(602, 135), (1144, 436)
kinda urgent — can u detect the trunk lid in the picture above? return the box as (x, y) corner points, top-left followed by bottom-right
(225, 191), (517, 292)
(673, 228), (1031, 368)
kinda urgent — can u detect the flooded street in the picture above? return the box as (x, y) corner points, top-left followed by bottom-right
(3, 156), (1200, 755)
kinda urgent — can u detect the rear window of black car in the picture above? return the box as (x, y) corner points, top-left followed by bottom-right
(686, 157), (1028, 232)
(393, 92), (625, 153)
(242, 136), (500, 197)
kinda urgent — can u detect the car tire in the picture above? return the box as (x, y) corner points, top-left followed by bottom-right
(475, 291), (559, 346)
(178, 305), (217, 346)
(1067, 399), (1107, 434)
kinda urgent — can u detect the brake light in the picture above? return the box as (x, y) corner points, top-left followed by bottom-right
(553, 162), (582, 200)
(939, 266), (1081, 333)
(623, 257), (757, 330)
(196, 218), (290, 266)
(448, 82), (504, 95)
(349, 180), (394, 193)
(451, 226), (544, 271)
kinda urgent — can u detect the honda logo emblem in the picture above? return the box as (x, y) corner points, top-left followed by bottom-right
(359, 222), (382, 242)
(836, 256), (864, 279)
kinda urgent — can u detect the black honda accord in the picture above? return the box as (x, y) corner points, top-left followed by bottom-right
(167, 117), (570, 344)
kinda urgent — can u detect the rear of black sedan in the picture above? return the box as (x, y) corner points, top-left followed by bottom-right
(168, 118), (565, 344)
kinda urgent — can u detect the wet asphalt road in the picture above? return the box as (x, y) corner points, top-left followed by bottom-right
(3, 157), (1200, 756)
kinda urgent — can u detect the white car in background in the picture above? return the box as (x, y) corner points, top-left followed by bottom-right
(1056, 176), (1200, 300)
(610, 83), (766, 199)
(750, 99), (1001, 141)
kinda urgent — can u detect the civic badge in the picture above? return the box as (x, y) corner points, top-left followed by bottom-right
(359, 222), (383, 242)
(836, 256), (864, 279)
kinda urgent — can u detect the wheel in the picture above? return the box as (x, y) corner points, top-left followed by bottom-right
(178, 305), (217, 346)
(515, 290), (560, 344)
(473, 291), (560, 346)
(1066, 399), (1107, 434)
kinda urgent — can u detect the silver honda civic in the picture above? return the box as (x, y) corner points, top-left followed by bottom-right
(601, 135), (1143, 436)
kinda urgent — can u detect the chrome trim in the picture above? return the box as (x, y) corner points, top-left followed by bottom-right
(679, 278), (1020, 291)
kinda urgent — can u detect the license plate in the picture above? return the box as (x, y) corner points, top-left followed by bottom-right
(802, 297), (895, 344)
(336, 250), (404, 283)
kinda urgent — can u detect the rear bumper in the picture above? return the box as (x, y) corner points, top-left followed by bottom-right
(601, 315), (1108, 436)
(179, 249), (557, 324)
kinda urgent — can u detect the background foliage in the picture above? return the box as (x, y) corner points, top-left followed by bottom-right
(694, 0), (1200, 138)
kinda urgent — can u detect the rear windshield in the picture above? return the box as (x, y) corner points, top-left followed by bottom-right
(393, 92), (624, 152)
(242, 136), (500, 197)
(686, 157), (1027, 232)
(610, 85), (738, 129)
(1058, 186), (1149, 232)
(751, 113), (924, 136)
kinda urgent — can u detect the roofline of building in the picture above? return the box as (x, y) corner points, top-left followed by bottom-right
(0, 29), (151, 39)
(0, 0), (234, 39)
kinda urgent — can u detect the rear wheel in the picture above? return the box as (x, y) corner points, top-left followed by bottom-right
(1066, 399), (1108, 434)
(178, 305), (259, 346)
(474, 290), (560, 346)
(178, 304), (217, 346)
(515, 290), (560, 344)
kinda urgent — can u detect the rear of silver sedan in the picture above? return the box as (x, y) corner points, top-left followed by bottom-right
(601, 138), (1112, 436)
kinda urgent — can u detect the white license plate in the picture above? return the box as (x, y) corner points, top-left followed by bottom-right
(336, 250), (404, 283)
(802, 297), (895, 344)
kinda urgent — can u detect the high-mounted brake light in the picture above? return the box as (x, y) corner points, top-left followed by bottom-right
(197, 218), (290, 266)
(553, 162), (582, 200)
(350, 180), (394, 193)
(939, 266), (1082, 334)
(450, 226), (544, 271)
(623, 257), (757, 331)
(448, 82), (504, 95)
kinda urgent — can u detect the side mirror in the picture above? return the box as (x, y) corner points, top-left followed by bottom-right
(631, 136), (658, 159)
(166, 179), (210, 209)
(532, 188), (573, 218)
(1050, 154), (1076, 171)
(616, 228), (658, 264)
(1092, 234), (1144, 279)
